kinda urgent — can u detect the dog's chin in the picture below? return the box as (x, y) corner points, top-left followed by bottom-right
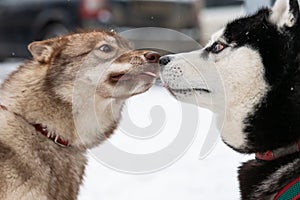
(162, 84), (214, 107)
(110, 82), (155, 99)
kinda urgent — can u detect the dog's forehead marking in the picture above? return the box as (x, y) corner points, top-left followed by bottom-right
(93, 35), (118, 49)
(105, 36), (117, 44)
(104, 35), (130, 49)
(206, 28), (226, 47)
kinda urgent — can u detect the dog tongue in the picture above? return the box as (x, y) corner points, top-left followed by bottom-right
(142, 71), (157, 78)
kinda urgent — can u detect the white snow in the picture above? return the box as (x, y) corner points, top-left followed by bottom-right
(0, 61), (253, 200)
(0, 60), (22, 83)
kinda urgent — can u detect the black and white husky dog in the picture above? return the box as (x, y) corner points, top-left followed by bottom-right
(160, 0), (300, 199)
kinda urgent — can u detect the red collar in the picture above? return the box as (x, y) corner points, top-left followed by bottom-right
(0, 104), (70, 147)
(32, 124), (70, 147)
(0, 105), (7, 110)
(255, 140), (300, 161)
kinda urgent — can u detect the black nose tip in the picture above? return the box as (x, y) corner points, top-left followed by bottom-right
(144, 52), (160, 63)
(159, 56), (171, 66)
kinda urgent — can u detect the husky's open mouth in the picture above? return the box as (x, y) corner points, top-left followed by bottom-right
(110, 73), (131, 81)
(171, 88), (211, 93)
(163, 84), (210, 96)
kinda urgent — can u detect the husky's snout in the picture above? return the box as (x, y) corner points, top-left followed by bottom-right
(110, 51), (160, 82)
(159, 55), (174, 77)
(159, 55), (173, 66)
(159, 55), (173, 71)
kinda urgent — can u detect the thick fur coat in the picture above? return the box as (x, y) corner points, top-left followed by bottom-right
(159, 0), (300, 199)
(0, 30), (159, 199)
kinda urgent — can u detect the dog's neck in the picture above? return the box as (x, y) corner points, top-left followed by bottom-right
(0, 62), (124, 149)
(255, 140), (300, 161)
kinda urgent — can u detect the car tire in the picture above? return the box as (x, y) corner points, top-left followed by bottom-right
(41, 23), (69, 40)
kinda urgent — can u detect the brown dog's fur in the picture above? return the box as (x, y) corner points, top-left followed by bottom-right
(0, 30), (159, 200)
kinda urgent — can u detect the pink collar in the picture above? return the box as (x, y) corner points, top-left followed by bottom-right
(0, 104), (70, 147)
(255, 140), (300, 161)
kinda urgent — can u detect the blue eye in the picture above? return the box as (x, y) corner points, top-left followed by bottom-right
(99, 44), (112, 53)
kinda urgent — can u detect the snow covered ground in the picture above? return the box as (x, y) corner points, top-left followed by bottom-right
(0, 60), (253, 199)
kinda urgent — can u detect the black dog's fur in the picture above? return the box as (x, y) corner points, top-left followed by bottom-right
(222, 1), (300, 198)
(225, 6), (300, 154)
(239, 154), (300, 199)
(159, 0), (300, 198)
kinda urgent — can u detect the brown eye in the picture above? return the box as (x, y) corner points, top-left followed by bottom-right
(208, 42), (228, 54)
(99, 44), (112, 53)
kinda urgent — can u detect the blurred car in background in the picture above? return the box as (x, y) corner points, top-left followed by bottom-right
(244, 0), (274, 14)
(0, 0), (201, 61)
(200, 0), (245, 43)
(0, 0), (78, 60)
(201, 0), (287, 44)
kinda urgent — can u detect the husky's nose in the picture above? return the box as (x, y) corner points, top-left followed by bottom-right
(144, 52), (160, 63)
(159, 56), (171, 66)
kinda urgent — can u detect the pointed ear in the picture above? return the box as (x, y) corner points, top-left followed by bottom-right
(28, 38), (66, 63)
(269, 0), (299, 28)
(28, 40), (54, 63)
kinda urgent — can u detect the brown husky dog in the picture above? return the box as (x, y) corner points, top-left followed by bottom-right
(0, 30), (160, 200)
